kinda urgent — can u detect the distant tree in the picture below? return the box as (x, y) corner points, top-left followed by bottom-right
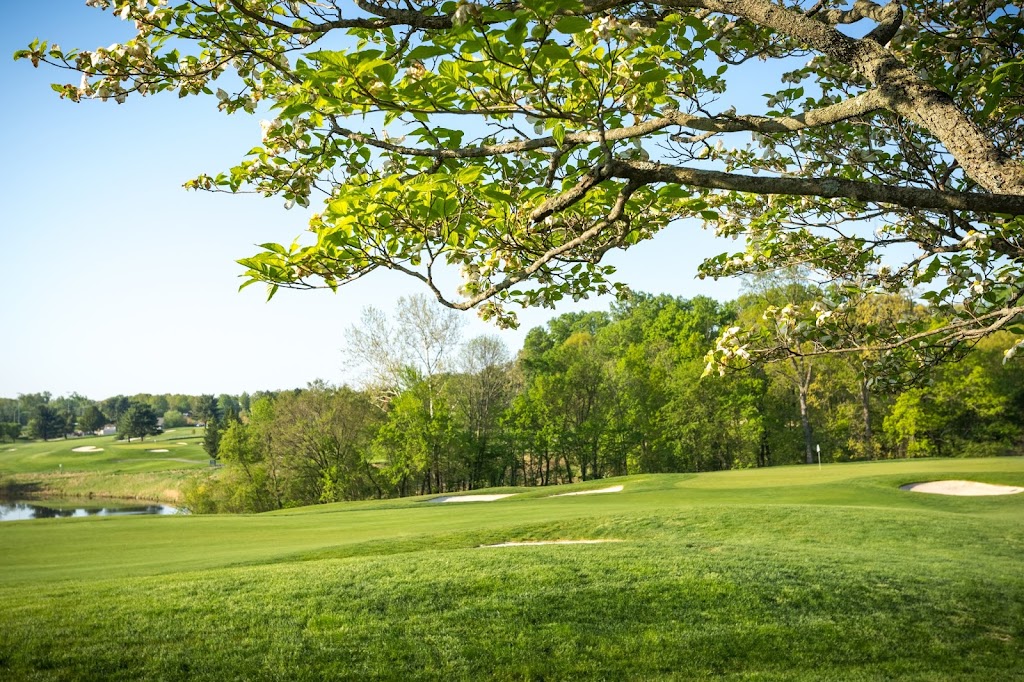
(118, 403), (160, 443)
(17, 393), (51, 428)
(0, 422), (21, 443)
(162, 410), (187, 429)
(455, 336), (513, 488)
(148, 395), (170, 415)
(347, 294), (464, 407)
(42, 395), (84, 440)
(203, 419), (222, 460)
(736, 276), (824, 465)
(27, 404), (64, 441)
(191, 395), (219, 424)
(102, 395), (131, 423)
(0, 400), (19, 426)
(78, 405), (107, 434)
(62, 411), (77, 439)
(169, 394), (192, 413)
(217, 394), (241, 420)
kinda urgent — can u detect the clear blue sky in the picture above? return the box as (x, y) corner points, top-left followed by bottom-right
(1, 1), (742, 399)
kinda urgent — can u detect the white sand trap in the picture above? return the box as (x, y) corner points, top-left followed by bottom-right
(71, 446), (104, 453)
(900, 480), (1024, 496)
(148, 449), (170, 453)
(176, 442), (188, 446)
(431, 494), (517, 503)
(5, 448), (16, 452)
(551, 485), (624, 497)
(481, 539), (621, 548)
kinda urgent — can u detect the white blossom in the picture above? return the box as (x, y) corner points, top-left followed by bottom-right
(1003, 340), (1024, 364)
(452, 2), (478, 25)
(960, 231), (985, 249)
(259, 118), (282, 142)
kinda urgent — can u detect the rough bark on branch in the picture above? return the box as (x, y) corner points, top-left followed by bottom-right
(666, 0), (1024, 196)
(606, 159), (1024, 215)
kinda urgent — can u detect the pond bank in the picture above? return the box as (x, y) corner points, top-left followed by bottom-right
(0, 469), (214, 504)
(0, 498), (182, 521)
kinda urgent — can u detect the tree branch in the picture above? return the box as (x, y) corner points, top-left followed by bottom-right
(606, 159), (1024, 215)
(653, 0), (1024, 195)
(331, 89), (887, 158)
(226, 0), (453, 33)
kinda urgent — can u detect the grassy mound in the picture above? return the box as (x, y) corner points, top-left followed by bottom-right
(1, 458), (1022, 680)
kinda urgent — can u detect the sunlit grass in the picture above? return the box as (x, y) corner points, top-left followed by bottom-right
(0, 431), (208, 475)
(0, 431), (213, 503)
(1, 458), (1022, 680)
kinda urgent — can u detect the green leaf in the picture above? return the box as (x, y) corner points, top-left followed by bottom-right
(538, 43), (572, 63)
(553, 16), (590, 34)
(372, 62), (397, 84)
(552, 122), (566, 147)
(456, 165), (484, 184)
(636, 68), (669, 84)
(506, 18), (528, 47)
(405, 44), (449, 61)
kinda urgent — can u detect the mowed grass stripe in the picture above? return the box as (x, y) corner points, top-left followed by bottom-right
(1, 458), (1022, 680)
(0, 431), (208, 475)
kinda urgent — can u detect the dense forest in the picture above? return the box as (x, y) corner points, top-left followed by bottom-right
(4, 289), (1022, 513)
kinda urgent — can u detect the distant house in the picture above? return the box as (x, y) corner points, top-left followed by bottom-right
(95, 424), (117, 436)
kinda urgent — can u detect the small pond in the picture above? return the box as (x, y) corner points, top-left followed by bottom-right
(0, 499), (181, 522)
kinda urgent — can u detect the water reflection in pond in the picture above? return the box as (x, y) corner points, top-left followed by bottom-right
(0, 500), (180, 521)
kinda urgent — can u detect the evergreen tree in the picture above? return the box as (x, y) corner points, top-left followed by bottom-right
(27, 404), (64, 441)
(203, 418), (222, 461)
(78, 405), (107, 434)
(118, 403), (160, 443)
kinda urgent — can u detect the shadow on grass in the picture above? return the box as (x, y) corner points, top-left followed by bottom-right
(0, 478), (44, 499)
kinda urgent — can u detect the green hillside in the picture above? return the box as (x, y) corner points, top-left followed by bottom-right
(0, 431), (210, 502)
(1, 458), (1022, 680)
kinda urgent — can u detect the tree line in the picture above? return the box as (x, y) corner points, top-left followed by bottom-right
(0, 392), (259, 444)
(183, 291), (1024, 513)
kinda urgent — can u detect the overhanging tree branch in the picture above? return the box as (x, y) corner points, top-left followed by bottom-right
(605, 159), (1024, 215)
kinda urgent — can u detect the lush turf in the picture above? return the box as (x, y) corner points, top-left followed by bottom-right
(0, 430), (209, 474)
(1, 458), (1022, 680)
(0, 431), (211, 502)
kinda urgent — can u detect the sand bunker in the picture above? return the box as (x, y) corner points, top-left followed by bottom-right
(900, 480), (1024, 496)
(551, 485), (624, 497)
(431, 494), (517, 503)
(148, 449), (170, 453)
(480, 539), (621, 548)
(176, 442), (188, 446)
(71, 446), (104, 453)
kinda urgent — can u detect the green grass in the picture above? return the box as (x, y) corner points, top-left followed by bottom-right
(0, 430), (209, 474)
(1, 458), (1023, 680)
(0, 430), (212, 502)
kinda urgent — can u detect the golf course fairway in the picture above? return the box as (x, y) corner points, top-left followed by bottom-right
(1, 457), (1022, 680)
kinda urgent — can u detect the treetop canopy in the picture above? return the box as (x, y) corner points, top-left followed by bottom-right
(17, 0), (1024, 376)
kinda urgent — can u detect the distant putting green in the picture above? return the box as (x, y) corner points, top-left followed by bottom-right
(0, 431), (212, 501)
(0, 457), (1022, 680)
(0, 430), (208, 475)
